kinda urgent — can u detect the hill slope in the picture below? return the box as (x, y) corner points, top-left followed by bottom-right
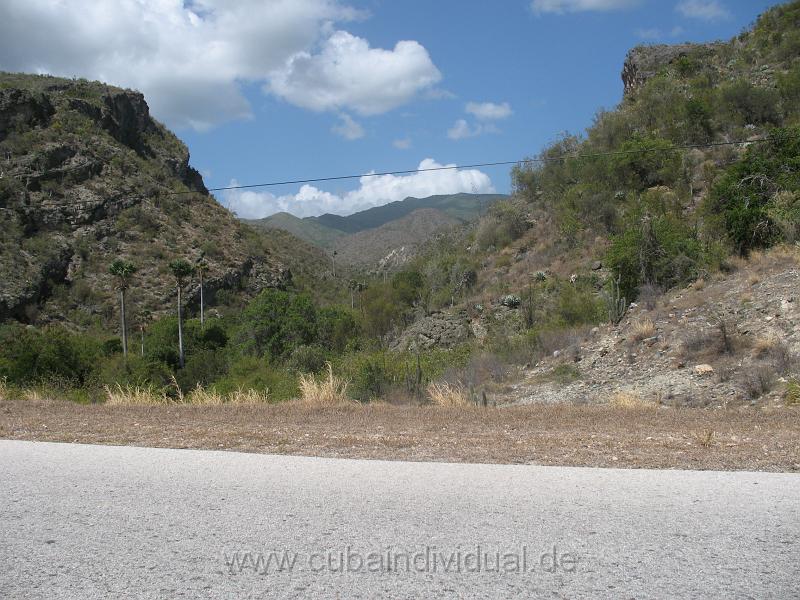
(0, 73), (316, 326)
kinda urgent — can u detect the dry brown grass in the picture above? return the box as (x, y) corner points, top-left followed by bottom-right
(753, 335), (779, 360)
(2, 399), (798, 471)
(297, 363), (352, 406)
(427, 382), (471, 407)
(630, 318), (656, 342)
(609, 390), (655, 409)
(693, 428), (715, 448)
(104, 384), (169, 406)
(0, 377), (8, 401)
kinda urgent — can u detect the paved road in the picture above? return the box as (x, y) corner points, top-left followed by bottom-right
(1, 440), (798, 599)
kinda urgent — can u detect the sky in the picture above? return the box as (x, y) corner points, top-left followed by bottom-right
(0, 0), (780, 218)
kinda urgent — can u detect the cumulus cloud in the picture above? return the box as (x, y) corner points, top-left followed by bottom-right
(465, 101), (513, 121)
(0, 0), (440, 130)
(221, 159), (494, 218)
(532, 0), (639, 14)
(331, 113), (365, 140)
(676, 0), (730, 21)
(267, 30), (441, 115)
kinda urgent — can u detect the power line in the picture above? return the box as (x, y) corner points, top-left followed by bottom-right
(9, 132), (794, 209)
(181, 134), (795, 194)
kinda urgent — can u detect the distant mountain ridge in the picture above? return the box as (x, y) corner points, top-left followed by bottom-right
(245, 192), (507, 271)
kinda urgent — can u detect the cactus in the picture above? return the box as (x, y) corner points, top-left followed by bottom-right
(604, 275), (628, 325)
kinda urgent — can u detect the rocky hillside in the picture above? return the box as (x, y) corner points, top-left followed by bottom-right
(0, 73), (299, 327)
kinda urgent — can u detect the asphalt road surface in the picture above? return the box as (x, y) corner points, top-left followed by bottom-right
(1, 440), (798, 599)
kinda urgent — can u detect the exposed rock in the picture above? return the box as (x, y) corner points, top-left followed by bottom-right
(393, 311), (472, 351)
(621, 43), (722, 95)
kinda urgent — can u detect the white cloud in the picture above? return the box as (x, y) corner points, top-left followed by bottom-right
(221, 159), (494, 218)
(532, 0), (639, 15)
(393, 138), (412, 150)
(0, 1), (440, 131)
(635, 25), (686, 40)
(331, 113), (364, 140)
(676, 0), (730, 21)
(267, 30), (441, 116)
(465, 101), (513, 120)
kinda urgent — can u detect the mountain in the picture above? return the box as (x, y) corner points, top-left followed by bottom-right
(244, 212), (345, 248)
(331, 208), (463, 271)
(249, 193), (507, 248)
(0, 72), (325, 326)
(314, 193), (507, 234)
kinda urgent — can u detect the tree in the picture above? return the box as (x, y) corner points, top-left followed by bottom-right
(109, 259), (137, 359)
(169, 259), (194, 369)
(196, 259), (208, 327)
(137, 309), (151, 357)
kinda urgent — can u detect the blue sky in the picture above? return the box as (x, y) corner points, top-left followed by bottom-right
(0, 0), (780, 217)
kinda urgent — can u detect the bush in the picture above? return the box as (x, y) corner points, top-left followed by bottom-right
(720, 80), (781, 126)
(234, 289), (317, 359)
(213, 356), (297, 402)
(705, 127), (800, 254)
(607, 211), (702, 299)
(0, 324), (100, 386)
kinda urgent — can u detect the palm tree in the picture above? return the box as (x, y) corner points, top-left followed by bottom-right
(196, 259), (208, 328)
(137, 309), (152, 357)
(109, 259), (137, 359)
(169, 259), (194, 369)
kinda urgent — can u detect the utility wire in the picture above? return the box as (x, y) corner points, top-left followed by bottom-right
(6, 132), (794, 210)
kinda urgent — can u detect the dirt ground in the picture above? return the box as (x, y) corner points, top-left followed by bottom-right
(1, 399), (798, 471)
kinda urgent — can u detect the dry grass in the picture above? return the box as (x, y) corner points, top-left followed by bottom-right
(630, 318), (656, 342)
(692, 278), (706, 291)
(0, 377), (8, 401)
(427, 381), (471, 407)
(104, 383), (271, 406)
(609, 390), (655, 409)
(693, 428), (715, 448)
(2, 399), (799, 471)
(297, 363), (352, 406)
(104, 384), (169, 406)
(753, 335), (780, 359)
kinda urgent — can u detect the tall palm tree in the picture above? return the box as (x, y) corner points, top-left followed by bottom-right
(169, 259), (194, 369)
(196, 259), (208, 328)
(137, 309), (152, 357)
(109, 259), (137, 359)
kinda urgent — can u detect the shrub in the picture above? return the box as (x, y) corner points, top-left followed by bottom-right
(235, 289), (317, 359)
(607, 212), (702, 299)
(705, 127), (800, 254)
(317, 307), (360, 352)
(0, 324), (100, 386)
(213, 356), (296, 402)
(720, 80), (781, 126)
(287, 345), (328, 374)
(785, 379), (800, 406)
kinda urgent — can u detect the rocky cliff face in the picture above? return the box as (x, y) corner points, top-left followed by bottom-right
(0, 73), (289, 326)
(621, 43), (724, 96)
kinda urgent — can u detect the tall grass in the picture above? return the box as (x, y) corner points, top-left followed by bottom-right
(297, 363), (351, 406)
(104, 383), (270, 405)
(427, 381), (471, 407)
